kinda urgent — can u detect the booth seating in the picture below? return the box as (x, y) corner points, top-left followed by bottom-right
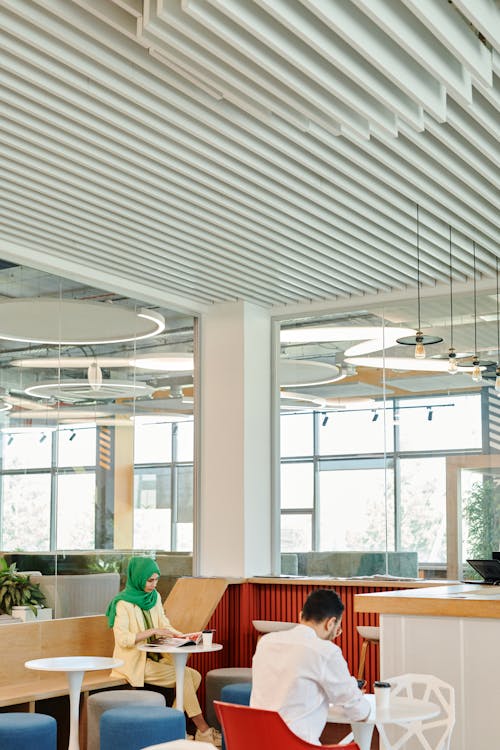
(0, 712), (57, 750)
(87, 689), (166, 750)
(100, 706), (185, 750)
(205, 668), (252, 729)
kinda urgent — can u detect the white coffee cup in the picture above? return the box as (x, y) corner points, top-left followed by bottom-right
(374, 681), (391, 710)
(202, 630), (214, 647)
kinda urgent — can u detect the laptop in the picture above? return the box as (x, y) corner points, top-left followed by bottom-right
(465, 559), (500, 584)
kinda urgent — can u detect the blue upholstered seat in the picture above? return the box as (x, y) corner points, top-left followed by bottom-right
(0, 712), (57, 750)
(220, 682), (252, 706)
(100, 705), (185, 750)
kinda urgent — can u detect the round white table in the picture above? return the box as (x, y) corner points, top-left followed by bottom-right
(138, 642), (223, 713)
(25, 656), (123, 750)
(328, 693), (439, 750)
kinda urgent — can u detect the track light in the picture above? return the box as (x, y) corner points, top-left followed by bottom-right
(427, 408), (433, 422)
(39, 433), (47, 443)
(371, 411), (379, 422)
(7, 435), (14, 445)
(69, 430), (76, 441)
(321, 413), (329, 427)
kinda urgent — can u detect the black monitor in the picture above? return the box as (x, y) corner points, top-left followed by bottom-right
(466, 558), (500, 584)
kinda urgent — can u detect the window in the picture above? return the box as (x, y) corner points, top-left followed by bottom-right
(279, 393), (483, 570)
(398, 457), (446, 563)
(319, 462), (394, 552)
(56, 473), (96, 549)
(1, 474), (51, 551)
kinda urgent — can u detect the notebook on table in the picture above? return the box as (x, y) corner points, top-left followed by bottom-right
(465, 559), (500, 584)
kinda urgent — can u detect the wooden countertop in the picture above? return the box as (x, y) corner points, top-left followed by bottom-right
(248, 576), (447, 589)
(355, 583), (500, 619)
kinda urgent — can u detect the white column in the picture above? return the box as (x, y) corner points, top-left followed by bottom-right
(196, 300), (272, 577)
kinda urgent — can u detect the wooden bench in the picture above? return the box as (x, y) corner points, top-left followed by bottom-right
(0, 577), (229, 712)
(0, 614), (125, 712)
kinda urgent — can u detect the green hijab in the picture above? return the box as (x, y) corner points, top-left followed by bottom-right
(106, 556), (160, 627)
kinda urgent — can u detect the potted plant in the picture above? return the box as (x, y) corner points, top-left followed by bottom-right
(0, 557), (50, 621)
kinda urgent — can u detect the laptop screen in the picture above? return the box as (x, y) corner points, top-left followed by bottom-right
(466, 559), (500, 582)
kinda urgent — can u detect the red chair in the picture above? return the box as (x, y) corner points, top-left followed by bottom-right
(215, 700), (360, 750)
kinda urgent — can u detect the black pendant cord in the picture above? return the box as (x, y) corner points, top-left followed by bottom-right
(497, 256), (499, 366)
(473, 241), (478, 359)
(416, 204), (421, 332)
(449, 226), (453, 351)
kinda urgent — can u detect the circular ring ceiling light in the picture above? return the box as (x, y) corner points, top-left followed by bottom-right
(280, 326), (415, 356)
(24, 380), (154, 402)
(280, 359), (342, 387)
(0, 299), (164, 344)
(11, 353), (194, 371)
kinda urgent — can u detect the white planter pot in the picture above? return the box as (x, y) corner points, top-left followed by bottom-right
(11, 606), (53, 622)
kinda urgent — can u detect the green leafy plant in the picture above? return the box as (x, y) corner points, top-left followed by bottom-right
(0, 558), (47, 616)
(87, 557), (121, 574)
(464, 477), (500, 561)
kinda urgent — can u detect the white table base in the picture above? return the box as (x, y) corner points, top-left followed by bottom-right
(25, 656), (123, 750)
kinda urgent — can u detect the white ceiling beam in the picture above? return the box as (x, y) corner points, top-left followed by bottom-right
(187, 0), (398, 136)
(453, 0), (500, 54)
(304, 0), (446, 121)
(401, 0), (492, 88)
(293, 0), (424, 131)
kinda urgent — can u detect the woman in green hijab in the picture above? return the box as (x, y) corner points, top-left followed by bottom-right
(107, 556), (221, 747)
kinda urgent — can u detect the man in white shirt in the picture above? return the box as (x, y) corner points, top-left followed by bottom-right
(250, 589), (370, 745)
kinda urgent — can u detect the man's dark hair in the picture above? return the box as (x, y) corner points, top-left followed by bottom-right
(301, 589), (344, 623)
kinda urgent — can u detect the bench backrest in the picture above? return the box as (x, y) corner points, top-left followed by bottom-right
(0, 615), (114, 688)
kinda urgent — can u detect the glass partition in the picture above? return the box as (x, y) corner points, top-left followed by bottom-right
(0, 260), (195, 620)
(278, 286), (500, 580)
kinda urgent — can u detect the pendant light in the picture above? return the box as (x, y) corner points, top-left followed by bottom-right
(87, 360), (103, 391)
(447, 226), (458, 374)
(396, 205), (443, 357)
(458, 241), (494, 380)
(472, 241), (482, 381)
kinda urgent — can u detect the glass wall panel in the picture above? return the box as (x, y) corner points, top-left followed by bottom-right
(0, 259), (195, 618)
(278, 283), (500, 580)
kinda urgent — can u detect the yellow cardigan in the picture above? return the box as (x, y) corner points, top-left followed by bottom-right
(110, 598), (181, 686)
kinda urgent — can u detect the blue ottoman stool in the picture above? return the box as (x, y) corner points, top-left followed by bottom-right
(87, 688), (166, 750)
(219, 683), (252, 750)
(100, 705), (185, 750)
(0, 712), (57, 750)
(220, 682), (252, 706)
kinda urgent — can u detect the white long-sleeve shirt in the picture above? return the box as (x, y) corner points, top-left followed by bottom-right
(250, 623), (370, 745)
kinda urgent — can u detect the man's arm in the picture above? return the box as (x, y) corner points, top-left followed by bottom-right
(323, 648), (371, 721)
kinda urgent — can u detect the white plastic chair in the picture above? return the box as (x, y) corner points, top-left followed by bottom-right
(377, 673), (455, 750)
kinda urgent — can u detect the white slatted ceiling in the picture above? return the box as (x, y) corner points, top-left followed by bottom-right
(0, 0), (498, 312)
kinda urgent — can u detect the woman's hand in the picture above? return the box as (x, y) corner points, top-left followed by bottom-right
(153, 628), (177, 638)
(135, 627), (175, 644)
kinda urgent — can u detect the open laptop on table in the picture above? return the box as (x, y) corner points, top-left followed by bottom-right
(465, 558), (500, 584)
